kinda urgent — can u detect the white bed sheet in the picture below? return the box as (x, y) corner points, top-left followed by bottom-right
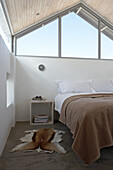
(54, 92), (90, 113)
(54, 92), (113, 114)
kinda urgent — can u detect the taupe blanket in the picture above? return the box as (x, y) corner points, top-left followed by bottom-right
(59, 93), (113, 165)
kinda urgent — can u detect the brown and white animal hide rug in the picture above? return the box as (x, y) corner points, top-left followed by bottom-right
(11, 129), (66, 154)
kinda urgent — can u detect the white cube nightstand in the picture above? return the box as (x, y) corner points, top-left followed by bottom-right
(30, 100), (54, 125)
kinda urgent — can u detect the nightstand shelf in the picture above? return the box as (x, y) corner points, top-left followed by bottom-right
(30, 100), (54, 125)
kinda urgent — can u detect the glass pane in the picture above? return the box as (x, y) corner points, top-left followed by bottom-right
(17, 19), (58, 56)
(61, 11), (98, 58)
(101, 23), (113, 59)
(0, 3), (11, 51)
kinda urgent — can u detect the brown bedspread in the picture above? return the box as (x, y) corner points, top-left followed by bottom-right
(59, 93), (113, 165)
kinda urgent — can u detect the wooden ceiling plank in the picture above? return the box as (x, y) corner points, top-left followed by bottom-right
(5, 0), (113, 33)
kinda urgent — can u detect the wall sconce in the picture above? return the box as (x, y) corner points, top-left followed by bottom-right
(38, 64), (45, 71)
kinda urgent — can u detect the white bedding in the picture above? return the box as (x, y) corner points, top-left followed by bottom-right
(54, 92), (91, 113)
(54, 92), (113, 114)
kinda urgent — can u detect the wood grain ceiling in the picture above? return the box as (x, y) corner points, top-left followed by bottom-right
(5, 0), (113, 34)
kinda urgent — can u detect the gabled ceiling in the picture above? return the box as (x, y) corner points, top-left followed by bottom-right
(4, 0), (113, 34)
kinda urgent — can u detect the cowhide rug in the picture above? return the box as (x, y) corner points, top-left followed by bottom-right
(11, 129), (66, 154)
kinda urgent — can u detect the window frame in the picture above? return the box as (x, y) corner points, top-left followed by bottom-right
(0, 0), (13, 51)
(101, 24), (113, 60)
(14, 3), (113, 60)
(16, 17), (59, 57)
(61, 10), (99, 59)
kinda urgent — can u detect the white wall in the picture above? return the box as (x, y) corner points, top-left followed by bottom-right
(16, 56), (113, 121)
(0, 35), (15, 155)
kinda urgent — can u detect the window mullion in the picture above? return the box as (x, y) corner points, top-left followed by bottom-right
(58, 16), (61, 57)
(98, 19), (101, 59)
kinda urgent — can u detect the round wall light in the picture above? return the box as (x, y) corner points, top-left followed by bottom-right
(38, 64), (45, 71)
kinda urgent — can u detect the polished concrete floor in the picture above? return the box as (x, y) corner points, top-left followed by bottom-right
(0, 121), (113, 170)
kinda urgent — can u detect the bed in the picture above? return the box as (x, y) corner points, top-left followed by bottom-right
(54, 79), (113, 165)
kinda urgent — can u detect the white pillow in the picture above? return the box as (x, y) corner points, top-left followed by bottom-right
(56, 80), (93, 93)
(56, 80), (73, 93)
(92, 79), (113, 92)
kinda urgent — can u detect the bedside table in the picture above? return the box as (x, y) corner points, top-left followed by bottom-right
(30, 100), (54, 125)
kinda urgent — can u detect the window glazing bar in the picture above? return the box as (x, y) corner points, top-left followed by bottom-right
(81, 3), (113, 31)
(98, 19), (101, 59)
(76, 7), (82, 14)
(58, 16), (61, 57)
(101, 26), (107, 32)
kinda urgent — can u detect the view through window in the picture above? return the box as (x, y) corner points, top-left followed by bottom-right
(61, 11), (98, 58)
(101, 23), (113, 59)
(17, 19), (58, 56)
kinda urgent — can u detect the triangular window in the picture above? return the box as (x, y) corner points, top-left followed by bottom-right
(16, 4), (113, 60)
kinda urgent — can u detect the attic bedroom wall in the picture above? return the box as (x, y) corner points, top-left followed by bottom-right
(15, 56), (113, 121)
(0, 35), (15, 155)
